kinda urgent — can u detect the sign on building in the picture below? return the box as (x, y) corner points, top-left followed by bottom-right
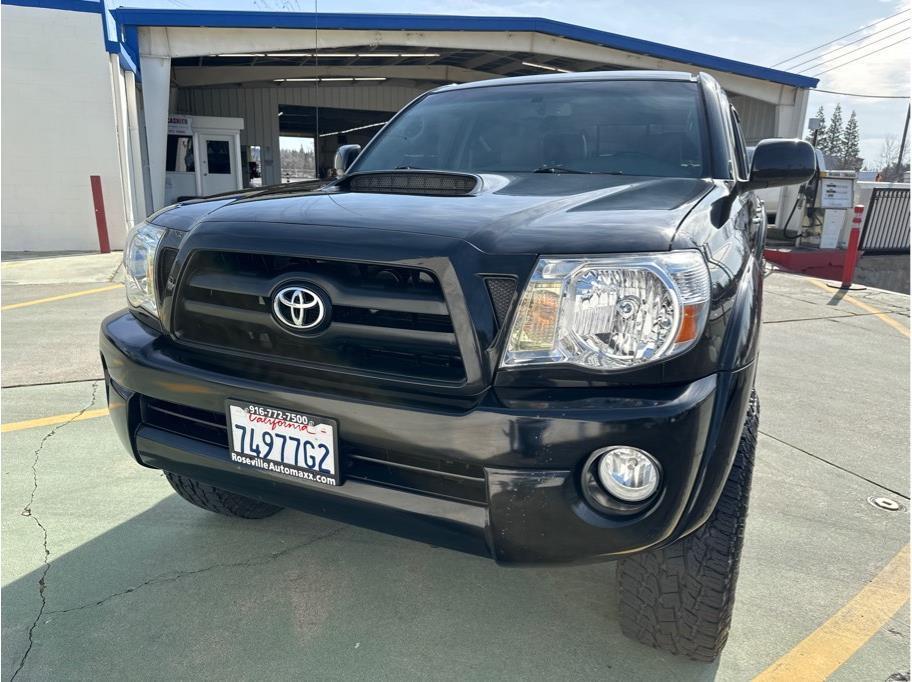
(168, 115), (193, 136)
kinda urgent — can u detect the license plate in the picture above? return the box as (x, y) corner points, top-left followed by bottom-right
(226, 400), (339, 487)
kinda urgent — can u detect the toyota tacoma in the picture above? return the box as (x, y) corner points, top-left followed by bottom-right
(100, 71), (815, 661)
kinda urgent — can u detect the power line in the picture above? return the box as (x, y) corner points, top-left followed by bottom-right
(813, 88), (910, 99)
(770, 8), (909, 67)
(808, 35), (911, 78)
(796, 25), (911, 73)
(786, 20), (909, 71)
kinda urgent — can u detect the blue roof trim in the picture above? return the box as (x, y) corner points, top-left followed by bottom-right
(99, 0), (119, 54)
(118, 43), (137, 73)
(121, 23), (140, 76)
(2, 0), (101, 13)
(108, 9), (818, 89)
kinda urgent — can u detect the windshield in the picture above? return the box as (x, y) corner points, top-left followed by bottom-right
(351, 80), (709, 178)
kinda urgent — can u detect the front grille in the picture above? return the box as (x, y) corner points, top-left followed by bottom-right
(172, 251), (465, 383)
(157, 247), (178, 301)
(484, 277), (517, 329)
(140, 396), (487, 506)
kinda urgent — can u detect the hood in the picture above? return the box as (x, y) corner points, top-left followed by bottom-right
(150, 174), (713, 255)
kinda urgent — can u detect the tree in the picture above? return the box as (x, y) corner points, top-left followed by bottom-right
(839, 111), (862, 171)
(876, 135), (910, 181)
(806, 105), (827, 146)
(820, 103), (844, 157)
(876, 135), (898, 170)
(279, 140), (316, 180)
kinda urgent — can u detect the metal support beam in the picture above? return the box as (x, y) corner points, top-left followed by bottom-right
(138, 53), (171, 211)
(172, 64), (498, 87)
(154, 28), (794, 103)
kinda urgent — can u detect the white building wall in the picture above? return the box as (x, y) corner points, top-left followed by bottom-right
(728, 95), (777, 145)
(1, 4), (128, 252)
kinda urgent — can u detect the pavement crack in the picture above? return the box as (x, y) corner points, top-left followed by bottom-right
(107, 260), (124, 283)
(759, 429), (910, 501)
(9, 382), (101, 682)
(46, 526), (345, 616)
(762, 311), (895, 325)
(2, 377), (104, 390)
(765, 289), (838, 309)
(766, 289), (910, 318)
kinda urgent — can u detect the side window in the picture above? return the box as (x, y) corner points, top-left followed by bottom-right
(730, 107), (749, 180)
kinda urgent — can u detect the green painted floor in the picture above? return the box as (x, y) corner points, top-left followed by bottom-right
(2, 259), (908, 681)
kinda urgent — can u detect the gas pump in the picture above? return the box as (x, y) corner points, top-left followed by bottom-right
(795, 168), (856, 248)
(774, 116), (857, 249)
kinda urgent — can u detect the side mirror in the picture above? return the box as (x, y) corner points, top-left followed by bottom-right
(743, 138), (816, 190)
(334, 144), (362, 175)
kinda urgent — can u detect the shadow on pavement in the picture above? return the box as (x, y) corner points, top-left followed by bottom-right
(2, 493), (720, 680)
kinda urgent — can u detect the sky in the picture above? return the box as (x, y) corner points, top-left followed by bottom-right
(116, 0), (911, 167)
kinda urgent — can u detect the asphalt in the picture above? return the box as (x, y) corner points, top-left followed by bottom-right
(1, 255), (909, 681)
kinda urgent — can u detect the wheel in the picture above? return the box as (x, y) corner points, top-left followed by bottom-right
(164, 471), (283, 519)
(617, 390), (759, 662)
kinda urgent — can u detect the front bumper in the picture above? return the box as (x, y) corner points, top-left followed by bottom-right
(101, 311), (755, 564)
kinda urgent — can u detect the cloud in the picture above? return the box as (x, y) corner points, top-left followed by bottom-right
(809, 0), (910, 97)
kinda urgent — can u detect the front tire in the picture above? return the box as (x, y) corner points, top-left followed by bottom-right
(165, 471), (283, 519)
(617, 390), (759, 662)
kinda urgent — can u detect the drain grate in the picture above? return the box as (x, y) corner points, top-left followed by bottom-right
(867, 496), (906, 512)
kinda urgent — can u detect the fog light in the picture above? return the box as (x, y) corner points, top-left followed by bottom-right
(596, 447), (660, 502)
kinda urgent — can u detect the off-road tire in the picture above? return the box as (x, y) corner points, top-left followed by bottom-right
(617, 390), (759, 662)
(164, 471), (282, 519)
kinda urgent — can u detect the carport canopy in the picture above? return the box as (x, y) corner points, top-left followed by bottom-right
(108, 9), (817, 211)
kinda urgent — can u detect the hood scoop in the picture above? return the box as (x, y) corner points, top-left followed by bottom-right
(344, 171), (479, 196)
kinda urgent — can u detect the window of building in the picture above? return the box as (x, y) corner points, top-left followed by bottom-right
(206, 140), (232, 174)
(166, 135), (194, 172)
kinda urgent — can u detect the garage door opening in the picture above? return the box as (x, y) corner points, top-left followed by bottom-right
(279, 104), (390, 179)
(279, 136), (316, 183)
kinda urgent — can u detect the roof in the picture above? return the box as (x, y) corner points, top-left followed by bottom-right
(107, 8), (818, 89)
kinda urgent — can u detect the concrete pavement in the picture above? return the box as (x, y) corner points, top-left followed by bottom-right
(1, 256), (908, 680)
(1, 254), (123, 387)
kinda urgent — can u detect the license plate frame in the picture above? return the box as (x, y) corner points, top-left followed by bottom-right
(225, 400), (340, 487)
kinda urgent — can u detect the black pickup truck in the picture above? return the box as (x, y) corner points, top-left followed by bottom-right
(101, 71), (814, 661)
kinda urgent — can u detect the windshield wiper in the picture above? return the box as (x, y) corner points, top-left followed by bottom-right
(532, 164), (592, 174)
(394, 165), (426, 170)
(531, 165), (628, 176)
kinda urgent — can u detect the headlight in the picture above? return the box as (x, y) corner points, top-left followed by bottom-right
(123, 222), (165, 317)
(502, 251), (710, 370)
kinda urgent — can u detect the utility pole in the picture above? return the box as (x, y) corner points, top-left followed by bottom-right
(894, 104), (910, 182)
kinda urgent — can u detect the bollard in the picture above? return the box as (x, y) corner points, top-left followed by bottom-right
(90, 175), (111, 254)
(829, 204), (865, 290)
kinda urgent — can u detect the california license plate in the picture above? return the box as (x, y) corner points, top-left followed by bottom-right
(226, 400), (339, 487)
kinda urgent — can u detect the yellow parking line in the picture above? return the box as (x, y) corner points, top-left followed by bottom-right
(1, 407), (110, 433)
(807, 278), (910, 338)
(0, 284), (121, 311)
(755, 544), (910, 681)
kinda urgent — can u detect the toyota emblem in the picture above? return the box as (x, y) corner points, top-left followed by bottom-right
(272, 285), (328, 331)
